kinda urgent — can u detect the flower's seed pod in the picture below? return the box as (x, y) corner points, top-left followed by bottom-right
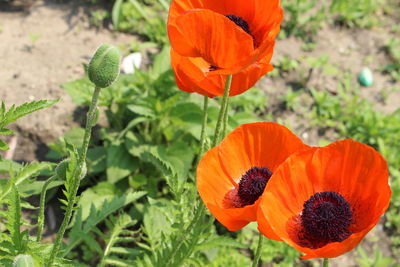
(358, 67), (373, 87)
(13, 254), (35, 267)
(88, 44), (121, 88)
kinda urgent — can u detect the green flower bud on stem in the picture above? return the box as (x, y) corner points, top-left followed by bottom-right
(88, 44), (121, 88)
(13, 254), (35, 267)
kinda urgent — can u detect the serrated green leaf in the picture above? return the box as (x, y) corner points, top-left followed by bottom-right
(0, 100), (58, 129)
(0, 162), (52, 202)
(7, 184), (22, 253)
(63, 190), (146, 256)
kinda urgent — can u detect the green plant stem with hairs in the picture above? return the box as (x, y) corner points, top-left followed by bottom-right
(36, 175), (57, 242)
(167, 75), (233, 265)
(46, 87), (101, 267)
(199, 95), (209, 158)
(212, 74), (233, 147)
(323, 258), (329, 267)
(252, 232), (264, 267)
(222, 97), (230, 138)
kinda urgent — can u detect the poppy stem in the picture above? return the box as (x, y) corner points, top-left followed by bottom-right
(252, 232), (264, 267)
(222, 97), (230, 138)
(47, 86), (101, 267)
(323, 258), (329, 267)
(36, 175), (57, 242)
(212, 74), (232, 147)
(199, 95), (209, 157)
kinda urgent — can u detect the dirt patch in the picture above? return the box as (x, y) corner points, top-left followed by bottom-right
(0, 0), (134, 161)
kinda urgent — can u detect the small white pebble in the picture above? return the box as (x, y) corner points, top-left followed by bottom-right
(121, 52), (142, 74)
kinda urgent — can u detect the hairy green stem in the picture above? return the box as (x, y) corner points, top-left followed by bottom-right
(168, 75), (233, 265)
(323, 258), (329, 267)
(199, 96), (209, 157)
(252, 232), (264, 267)
(212, 74), (232, 147)
(46, 87), (101, 267)
(36, 175), (57, 242)
(222, 97), (230, 138)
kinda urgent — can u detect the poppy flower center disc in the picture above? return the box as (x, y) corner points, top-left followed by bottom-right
(238, 167), (272, 206)
(225, 15), (251, 35)
(299, 191), (353, 248)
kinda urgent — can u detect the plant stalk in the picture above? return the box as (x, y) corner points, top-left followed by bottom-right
(212, 74), (232, 147)
(222, 97), (230, 138)
(199, 95), (209, 157)
(46, 87), (101, 267)
(323, 258), (329, 267)
(36, 175), (57, 242)
(168, 75), (233, 265)
(252, 232), (264, 267)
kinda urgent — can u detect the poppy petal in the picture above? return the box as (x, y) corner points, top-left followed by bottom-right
(259, 139), (391, 259)
(171, 48), (274, 97)
(168, 9), (254, 71)
(197, 122), (309, 231)
(218, 122), (310, 183)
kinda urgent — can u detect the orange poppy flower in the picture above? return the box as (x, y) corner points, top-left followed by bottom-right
(171, 48), (274, 97)
(258, 139), (391, 259)
(196, 122), (309, 231)
(168, 0), (283, 97)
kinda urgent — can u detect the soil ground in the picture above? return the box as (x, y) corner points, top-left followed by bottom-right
(0, 0), (134, 161)
(0, 1), (399, 266)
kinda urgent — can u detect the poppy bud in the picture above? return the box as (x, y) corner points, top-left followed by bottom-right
(55, 159), (87, 181)
(13, 254), (35, 267)
(88, 44), (121, 88)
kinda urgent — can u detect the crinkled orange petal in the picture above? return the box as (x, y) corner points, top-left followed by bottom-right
(171, 48), (274, 97)
(168, 0), (283, 73)
(218, 122), (310, 182)
(197, 122), (309, 231)
(168, 9), (254, 71)
(259, 139), (391, 259)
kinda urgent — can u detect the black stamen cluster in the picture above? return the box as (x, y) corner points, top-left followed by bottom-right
(209, 65), (219, 71)
(238, 167), (272, 206)
(300, 191), (352, 248)
(225, 14), (251, 35)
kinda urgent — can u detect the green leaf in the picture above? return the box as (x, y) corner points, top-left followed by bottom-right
(7, 184), (22, 253)
(0, 100), (58, 129)
(107, 143), (139, 183)
(62, 77), (114, 106)
(0, 139), (9, 150)
(0, 162), (53, 202)
(0, 128), (14, 135)
(87, 147), (107, 174)
(151, 45), (171, 78)
(195, 236), (247, 251)
(112, 0), (124, 30)
(64, 189), (146, 256)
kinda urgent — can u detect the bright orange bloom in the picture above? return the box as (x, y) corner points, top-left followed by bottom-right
(168, 0), (283, 97)
(258, 139), (391, 259)
(197, 122), (309, 231)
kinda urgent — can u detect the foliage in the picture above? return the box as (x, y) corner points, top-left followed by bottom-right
(0, 100), (58, 150)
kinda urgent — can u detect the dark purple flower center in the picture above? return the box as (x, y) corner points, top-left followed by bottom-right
(225, 14), (251, 35)
(237, 167), (272, 206)
(209, 65), (220, 72)
(300, 191), (352, 248)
